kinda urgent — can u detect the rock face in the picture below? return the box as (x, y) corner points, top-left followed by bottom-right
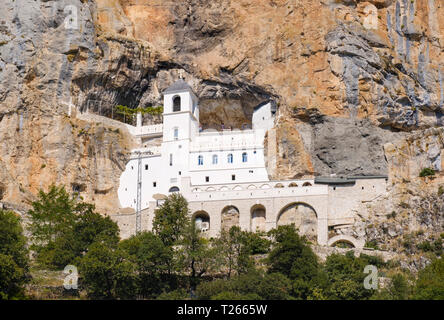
(0, 0), (443, 261)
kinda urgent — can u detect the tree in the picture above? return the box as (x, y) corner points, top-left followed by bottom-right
(153, 193), (190, 246)
(267, 225), (321, 299)
(178, 222), (219, 290)
(196, 270), (293, 300)
(79, 242), (137, 299)
(28, 185), (79, 251)
(213, 226), (255, 278)
(28, 185), (120, 269)
(0, 209), (29, 299)
(119, 232), (175, 298)
(413, 258), (444, 300)
(322, 252), (375, 300)
(372, 273), (411, 300)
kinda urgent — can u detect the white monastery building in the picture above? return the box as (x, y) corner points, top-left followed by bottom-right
(113, 80), (389, 248)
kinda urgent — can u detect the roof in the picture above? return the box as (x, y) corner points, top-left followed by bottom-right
(163, 80), (195, 95)
(314, 175), (388, 185)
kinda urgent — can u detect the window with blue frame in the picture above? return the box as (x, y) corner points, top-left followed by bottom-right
(227, 153), (233, 164)
(242, 152), (248, 163)
(198, 155), (203, 166)
(212, 154), (218, 165)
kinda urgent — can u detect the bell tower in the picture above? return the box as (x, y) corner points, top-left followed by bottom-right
(162, 80), (199, 142)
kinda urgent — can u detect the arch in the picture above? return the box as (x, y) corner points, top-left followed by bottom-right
(221, 205), (240, 231)
(192, 187), (202, 193)
(250, 204), (266, 232)
(302, 182), (312, 187)
(247, 184), (257, 190)
(169, 186), (180, 193)
(328, 235), (364, 249)
(274, 183), (284, 188)
(173, 95), (181, 112)
(205, 187), (216, 191)
(277, 202), (317, 242)
(289, 182), (298, 188)
(232, 185), (243, 191)
(260, 184), (271, 189)
(219, 186), (229, 191)
(193, 211), (210, 233)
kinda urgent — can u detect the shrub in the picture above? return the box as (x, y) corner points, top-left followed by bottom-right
(364, 240), (379, 250)
(419, 168), (435, 177)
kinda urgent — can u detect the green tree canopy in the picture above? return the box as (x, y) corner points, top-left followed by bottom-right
(0, 209), (29, 299)
(413, 258), (444, 300)
(153, 193), (190, 246)
(79, 242), (137, 300)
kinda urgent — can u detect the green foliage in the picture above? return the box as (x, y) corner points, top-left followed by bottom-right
(267, 225), (321, 299)
(322, 252), (375, 300)
(156, 288), (189, 300)
(28, 185), (120, 269)
(115, 105), (163, 125)
(372, 273), (411, 300)
(153, 193), (190, 246)
(177, 222), (219, 290)
(79, 242), (137, 299)
(196, 271), (292, 300)
(0, 210), (29, 299)
(419, 167), (435, 177)
(365, 240), (379, 250)
(213, 227), (255, 278)
(412, 258), (444, 300)
(242, 231), (271, 255)
(119, 232), (175, 298)
(28, 185), (79, 250)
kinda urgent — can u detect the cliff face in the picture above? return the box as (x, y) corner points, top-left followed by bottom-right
(0, 0), (443, 255)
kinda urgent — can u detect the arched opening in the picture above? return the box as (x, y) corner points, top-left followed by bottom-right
(193, 211), (210, 233)
(221, 205), (240, 231)
(274, 183), (284, 188)
(331, 240), (355, 249)
(169, 186), (180, 193)
(173, 96), (181, 112)
(251, 204), (266, 232)
(277, 202), (317, 242)
(302, 182), (312, 187)
(327, 235), (363, 248)
(289, 182), (298, 188)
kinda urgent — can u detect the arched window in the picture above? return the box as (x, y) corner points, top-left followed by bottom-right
(173, 127), (179, 140)
(169, 186), (180, 193)
(198, 155), (203, 166)
(242, 152), (248, 163)
(212, 154), (218, 165)
(227, 153), (233, 164)
(173, 96), (181, 112)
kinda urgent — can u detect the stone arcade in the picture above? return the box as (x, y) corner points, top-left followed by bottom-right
(113, 81), (388, 247)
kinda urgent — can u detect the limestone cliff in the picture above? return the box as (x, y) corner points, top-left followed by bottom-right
(0, 0), (443, 263)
